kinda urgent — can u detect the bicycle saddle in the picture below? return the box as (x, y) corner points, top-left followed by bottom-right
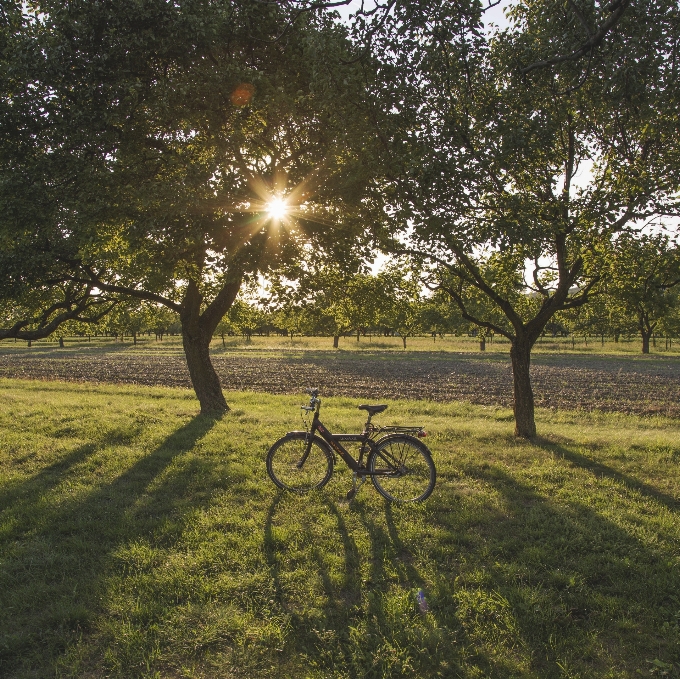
(358, 404), (388, 414)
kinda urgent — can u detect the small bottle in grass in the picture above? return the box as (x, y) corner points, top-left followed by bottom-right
(416, 589), (429, 613)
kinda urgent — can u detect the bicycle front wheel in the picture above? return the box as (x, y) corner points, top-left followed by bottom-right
(368, 435), (436, 502)
(266, 433), (334, 492)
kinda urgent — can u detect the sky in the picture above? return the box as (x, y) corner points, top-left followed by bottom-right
(333, 0), (514, 32)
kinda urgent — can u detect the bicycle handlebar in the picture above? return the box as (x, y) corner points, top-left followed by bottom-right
(303, 388), (321, 412)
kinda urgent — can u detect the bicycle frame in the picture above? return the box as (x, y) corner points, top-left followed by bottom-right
(300, 406), (402, 476)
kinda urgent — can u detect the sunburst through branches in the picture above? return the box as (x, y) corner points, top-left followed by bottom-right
(266, 197), (288, 221)
(222, 167), (334, 257)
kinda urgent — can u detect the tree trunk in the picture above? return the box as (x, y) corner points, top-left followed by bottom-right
(333, 335), (339, 348)
(59, 337), (64, 348)
(510, 339), (536, 439)
(182, 325), (227, 413)
(402, 335), (407, 349)
(641, 331), (651, 354)
(133, 331), (137, 345)
(179, 276), (242, 414)
(479, 336), (486, 351)
(357, 329), (360, 342)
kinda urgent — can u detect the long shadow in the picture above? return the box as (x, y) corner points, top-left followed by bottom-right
(0, 413), (221, 677)
(262, 493), (477, 677)
(536, 439), (680, 512)
(454, 460), (680, 676)
(263, 493), (361, 612)
(0, 442), (99, 515)
(354, 500), (425, 591)
(263, 493), (365, 675)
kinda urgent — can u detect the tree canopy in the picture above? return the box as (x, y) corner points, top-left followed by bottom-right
(362, 0), (680, 436)
(1, 0), (380, 412)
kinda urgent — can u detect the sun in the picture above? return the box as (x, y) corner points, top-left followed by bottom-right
(266, 197), (288, 221)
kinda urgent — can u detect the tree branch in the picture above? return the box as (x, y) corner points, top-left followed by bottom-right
(521, 0), (630, 73)
(201, 271), (246, 337)
(0, 296), (116, 341)
(68, 270), (182, 312)
(436, 282), (514, 341)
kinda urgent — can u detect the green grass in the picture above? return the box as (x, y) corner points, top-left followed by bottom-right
(1, 378), (679, 678)
(4, 331), (679, 356)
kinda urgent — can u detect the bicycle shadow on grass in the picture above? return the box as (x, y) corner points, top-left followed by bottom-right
(262, 490), (478, 677)
(263, 492), (362, 609)
(0, 412), (222, 677)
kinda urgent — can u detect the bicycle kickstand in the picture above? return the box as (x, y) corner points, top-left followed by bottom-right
(346, 471), (366, 502)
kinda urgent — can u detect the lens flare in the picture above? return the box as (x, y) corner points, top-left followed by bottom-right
(230, 83), (255, 106)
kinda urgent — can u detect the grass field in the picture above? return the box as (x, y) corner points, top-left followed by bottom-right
(1, 378), (679, 678)
(3, 335), (680, 418)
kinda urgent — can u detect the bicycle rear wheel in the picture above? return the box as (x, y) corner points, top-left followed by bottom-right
(266, 433), (334, 492)
(368, 435), (435, 502)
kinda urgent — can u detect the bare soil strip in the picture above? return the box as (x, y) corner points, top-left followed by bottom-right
(1, 351), (679, 416)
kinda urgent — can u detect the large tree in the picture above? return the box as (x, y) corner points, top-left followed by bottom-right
(365, 0), (680, 437)
(0, 1), (377, 412)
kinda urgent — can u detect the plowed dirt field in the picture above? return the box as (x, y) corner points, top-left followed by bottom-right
(2, 346), (679, 416)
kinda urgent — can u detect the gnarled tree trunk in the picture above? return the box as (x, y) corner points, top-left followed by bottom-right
(182, 324), (227, 413)
(179, 275), (242, 414)
(639, 312), (655, 354)
(641, 331), (651, 354)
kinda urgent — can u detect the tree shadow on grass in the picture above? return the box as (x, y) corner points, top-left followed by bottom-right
(0, 442), (99, 515)
(451, 459), (680, 676)
(0, 413), (221, 678)
(535, 437), (680, 511)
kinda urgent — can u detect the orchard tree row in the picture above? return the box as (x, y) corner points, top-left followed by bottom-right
(23, 246), (680, 353)
(2, 0), (679, 436)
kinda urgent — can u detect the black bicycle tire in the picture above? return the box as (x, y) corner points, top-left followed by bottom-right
(266, 433), (334, 492)
(368, 435), (436, 502)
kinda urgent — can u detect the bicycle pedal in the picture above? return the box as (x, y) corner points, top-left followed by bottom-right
(346, 487), (357, 501)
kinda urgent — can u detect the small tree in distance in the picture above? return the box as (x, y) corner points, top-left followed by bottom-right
(606, 232), (680, 354)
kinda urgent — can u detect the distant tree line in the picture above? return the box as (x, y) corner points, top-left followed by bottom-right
(16, 247), (679, 354)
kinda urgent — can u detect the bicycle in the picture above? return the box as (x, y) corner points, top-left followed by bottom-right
(266, 389), (436, 502)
